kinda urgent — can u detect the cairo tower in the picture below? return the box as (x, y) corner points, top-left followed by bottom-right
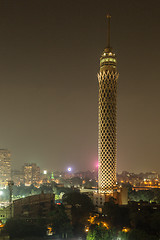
(98, 15), (119, 194)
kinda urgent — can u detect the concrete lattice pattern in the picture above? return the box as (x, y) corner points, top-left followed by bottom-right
(98, 63), (119, 193)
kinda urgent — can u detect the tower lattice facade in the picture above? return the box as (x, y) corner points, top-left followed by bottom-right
(98, 15), (119, 194)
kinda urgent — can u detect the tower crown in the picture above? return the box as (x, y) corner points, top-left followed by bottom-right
(100, 14), (117, 72)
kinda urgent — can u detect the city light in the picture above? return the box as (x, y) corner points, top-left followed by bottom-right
(85, 226), (89, 232)
(0, 191), (3, 196)
(122, 227), (130, 233)
(67, 167), (72, 172)
(43, 170), (47, 175)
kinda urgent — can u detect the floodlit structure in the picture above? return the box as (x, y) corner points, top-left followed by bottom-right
(0, 149), (11, 187)
(23, 163), (40, 186)
(98, 15), (119, 194)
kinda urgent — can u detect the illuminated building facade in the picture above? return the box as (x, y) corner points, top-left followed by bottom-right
(23, 163), (40, 186)
(0, 149), (11, 187)
(98, 15), (119, 194)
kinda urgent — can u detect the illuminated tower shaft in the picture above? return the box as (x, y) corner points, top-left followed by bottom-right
(98, 15), (119, 194)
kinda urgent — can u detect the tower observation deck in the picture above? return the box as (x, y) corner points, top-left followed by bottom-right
(98, 15), (119, 194)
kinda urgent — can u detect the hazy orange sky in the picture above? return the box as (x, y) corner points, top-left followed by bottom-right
(0, 0), (160, 173)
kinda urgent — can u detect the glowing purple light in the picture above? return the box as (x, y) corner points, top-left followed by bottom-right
(96, 162), (99, 168)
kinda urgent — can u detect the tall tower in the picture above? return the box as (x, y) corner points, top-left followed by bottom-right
(98, 15), (119, 194)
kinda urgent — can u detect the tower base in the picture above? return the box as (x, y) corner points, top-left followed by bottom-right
(93, 187), (128, 212)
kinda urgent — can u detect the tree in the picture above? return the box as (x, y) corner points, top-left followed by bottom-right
(86, 224), (110, 240)
(103, 199), (130, 228)
(128, 229), (158, 240)
(48, 205), (72, 238)
(152, 189), (160, 203)
(129, 190), (154, 202)
(62, 191), (94, 235)
(4, 218), (46, 238)
(117, 231), (128, 240)
(150, 212), (160, 238)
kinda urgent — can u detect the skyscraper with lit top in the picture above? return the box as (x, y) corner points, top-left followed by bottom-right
(98, 15), (119, 194)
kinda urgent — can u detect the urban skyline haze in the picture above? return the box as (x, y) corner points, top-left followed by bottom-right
(0, 0), (159, 173)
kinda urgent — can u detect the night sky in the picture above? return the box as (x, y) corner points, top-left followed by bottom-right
(0, 0), (160, 173)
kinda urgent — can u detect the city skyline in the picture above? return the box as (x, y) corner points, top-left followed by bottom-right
(0, 0), (160, 173)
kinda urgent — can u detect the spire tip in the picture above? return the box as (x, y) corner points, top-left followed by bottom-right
(106, 14), (111, 48)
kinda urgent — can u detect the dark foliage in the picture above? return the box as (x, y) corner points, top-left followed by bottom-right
(103, 199), (130, 228)
(62, 191), (94, 235)
(128, 229), (158, 240)
(4, 218), (46, 238)
(48, 205), (72, 238)
(87, 224), (110, 240)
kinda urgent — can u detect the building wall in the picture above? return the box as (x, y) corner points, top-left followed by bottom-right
(13, 192), (55, 218)
(120, 187), (128, 205)
(23, 163), (40, 186)
(0, 150), (11, 188)
(0, 206), (11, 224)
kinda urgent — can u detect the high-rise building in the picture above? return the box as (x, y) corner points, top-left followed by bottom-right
(11, 170), (24, 186)
(0, 149), (11, 187)
(23, 163), (40, 186)
(98, 15), (119, 194)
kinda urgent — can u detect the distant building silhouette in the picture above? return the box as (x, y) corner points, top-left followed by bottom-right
(11, 169), (24, 186)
